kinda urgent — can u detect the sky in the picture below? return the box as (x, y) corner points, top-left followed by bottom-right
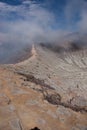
(0, 0), (87, 46)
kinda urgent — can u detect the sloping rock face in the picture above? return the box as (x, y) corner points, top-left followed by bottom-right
(0, 44), (87, 130)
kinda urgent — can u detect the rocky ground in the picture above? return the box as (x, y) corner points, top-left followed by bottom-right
(0, 44), (87, 130)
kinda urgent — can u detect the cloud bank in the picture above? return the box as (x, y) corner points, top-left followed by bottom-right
(0, 0), (69, 46)
(0, 0), (87, 45)
(0, 0), (87, 63)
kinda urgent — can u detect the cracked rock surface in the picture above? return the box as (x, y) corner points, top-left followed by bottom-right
(0, 44), (87, 130)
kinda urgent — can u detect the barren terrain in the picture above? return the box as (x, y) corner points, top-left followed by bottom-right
(0, 44), (87, 130)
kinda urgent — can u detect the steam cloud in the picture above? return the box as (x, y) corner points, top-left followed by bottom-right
(0, 0), (87, 44)
(0, 0), (87, 63)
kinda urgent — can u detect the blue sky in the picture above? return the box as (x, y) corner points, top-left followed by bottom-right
(0, 0), (23, 5)
(0, 0), (83, 29)
(0, 0), (87, 45)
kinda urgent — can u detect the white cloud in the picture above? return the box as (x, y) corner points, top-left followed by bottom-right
(0, 0), (69, 46)
(1, 0), (87, 47)
(65, 0), (83, 21)
(77, 11), (87, 32)
(64, 0), (87, 31)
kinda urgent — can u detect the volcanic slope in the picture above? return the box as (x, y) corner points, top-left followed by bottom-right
(0, 44), (87, 130)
